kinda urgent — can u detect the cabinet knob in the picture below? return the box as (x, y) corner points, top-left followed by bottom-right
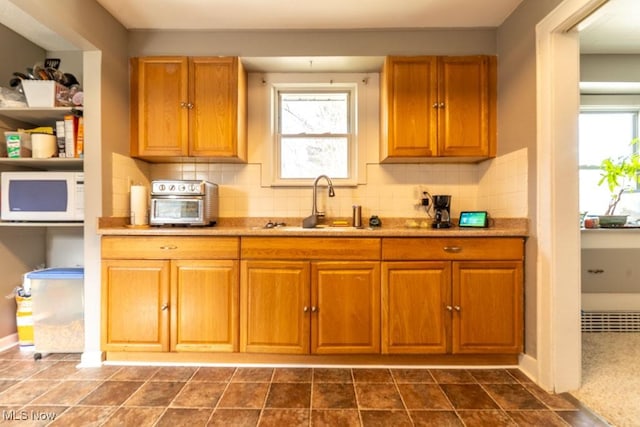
(311, 306), (318, 312)
(454, 305), (461, 311)
(180, 102), (188, 108)
(445, 305), (453, 311)
(187, 103), (194, 109)
(303, 306), (309, 312)
(443, 246), (462, 253)
(587, 269), (604, 274)
(161, 303), (169, 311)
(439, 102), (445, 108)
(433, 102), (439, 108)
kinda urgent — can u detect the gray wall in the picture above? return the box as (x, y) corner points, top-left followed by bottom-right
(0, 22), (44, 90)
(129, 29), (497, 58)
(581, 54), (640, 82)
(0, 22), (47, 343)
(0, 0), (129, 358)
(496, 0), (564, 357)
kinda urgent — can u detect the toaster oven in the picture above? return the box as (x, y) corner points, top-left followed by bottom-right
(149, 180), (218, 226)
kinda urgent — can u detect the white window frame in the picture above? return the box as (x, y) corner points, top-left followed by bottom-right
(274, 87), (355, 185)
(254, 73), (372, 188)
(578, 105), (640, 215)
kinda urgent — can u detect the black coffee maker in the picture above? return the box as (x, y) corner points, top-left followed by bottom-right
(432, 195), (452, 229)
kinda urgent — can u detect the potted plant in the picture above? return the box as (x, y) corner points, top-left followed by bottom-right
(597, 137), (640, 225)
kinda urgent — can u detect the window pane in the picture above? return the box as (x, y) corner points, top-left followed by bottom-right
(579, 169), (613, 214)
(280, 137), (348, 179)
(280, 92), (348, 134)
(579, 113), (635, 166)
(578, 111), (639, 215)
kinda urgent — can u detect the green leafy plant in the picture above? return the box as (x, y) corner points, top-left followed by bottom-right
(598, 137), (640, 215)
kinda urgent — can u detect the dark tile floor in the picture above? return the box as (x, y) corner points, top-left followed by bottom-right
(0, 347), (609, 426)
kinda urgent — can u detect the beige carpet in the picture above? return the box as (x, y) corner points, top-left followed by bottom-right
(571, 333), (640, 427)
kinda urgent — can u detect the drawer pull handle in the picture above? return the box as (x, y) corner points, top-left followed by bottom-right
(587, 269), (604, 274)
(161, 303), (169, 311)
(160, 245), (178, 250)
(443, 246), (462, 253)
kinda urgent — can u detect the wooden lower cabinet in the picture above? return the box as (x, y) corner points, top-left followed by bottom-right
(241, 260), (380, 354)
(102, 259), (239, 352)
(453, 261), (523, 354)
(240, 260), (309, 354)
(382, 261), (451, 354)
(102, 259), (170, 352)
(101, 236), (240, 353)
(382, 238), (524, 355)
(171, 260), (239, 352)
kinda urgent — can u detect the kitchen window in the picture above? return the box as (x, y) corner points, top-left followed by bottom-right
(270, 81), (359, 186)
(579, 110), (639, 215)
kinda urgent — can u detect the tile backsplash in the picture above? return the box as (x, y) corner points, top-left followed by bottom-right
(111, 148), (528, 221)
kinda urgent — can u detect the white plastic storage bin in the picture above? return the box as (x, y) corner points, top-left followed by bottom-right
(26, 268), (84, 358)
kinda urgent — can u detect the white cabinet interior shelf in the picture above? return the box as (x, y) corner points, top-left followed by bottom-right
(0, 221), (83, 228)
(1, 107), (83, 170)
(0, 158), (82, 170)
(0, 107), (81, 124)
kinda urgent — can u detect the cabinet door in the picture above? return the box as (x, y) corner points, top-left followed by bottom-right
(171, 260), (239, 352)
(452, 261), (523, 354)
(382, 261), (451, 354)
(101, 260), (170, 352)
(381, 56), (438, 160)
(130, 57), (189, 157)
(240, 260), (310, 354)
(311, 261), (380, 354)
(438, 56), (496, 158)
(189, 57), (247, 161)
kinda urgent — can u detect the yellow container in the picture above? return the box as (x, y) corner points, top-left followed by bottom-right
(15, 294), (34, 347)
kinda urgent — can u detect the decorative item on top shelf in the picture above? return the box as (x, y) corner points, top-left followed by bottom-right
(9, 59), (82, 108)
(596, 137), (640, 227)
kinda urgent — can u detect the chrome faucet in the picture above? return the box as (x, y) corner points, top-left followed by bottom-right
(302, 174), (336, 228)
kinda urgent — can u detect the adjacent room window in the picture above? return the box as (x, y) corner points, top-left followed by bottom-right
(273, 85), (356, 185)
(579, 110), (639, 214)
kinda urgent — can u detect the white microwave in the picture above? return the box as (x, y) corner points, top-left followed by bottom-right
(1, 171), (84, 222)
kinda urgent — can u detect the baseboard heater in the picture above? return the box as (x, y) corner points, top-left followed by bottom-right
(581, 311), (640, 332)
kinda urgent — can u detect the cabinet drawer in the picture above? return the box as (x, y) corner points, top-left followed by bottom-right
(241, 237), (381, 260)
(102, 236), (239, 259)
(382, 237), (523, 261)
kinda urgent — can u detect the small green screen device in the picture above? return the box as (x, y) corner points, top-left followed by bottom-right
(458, 211), (488, 228)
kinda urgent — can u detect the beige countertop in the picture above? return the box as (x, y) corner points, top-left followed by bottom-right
(98, 217), (529, 238)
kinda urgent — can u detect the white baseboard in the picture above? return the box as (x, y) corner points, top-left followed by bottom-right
(0, 333), (18, 352)
(518, 353), (538, 384)
(582, 293), (640, 311)
(77, 350), (104, 368)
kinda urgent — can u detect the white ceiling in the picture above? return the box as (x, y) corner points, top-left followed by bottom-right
(92, 0), (640, 54)
(578, 0), (640, 54)
(0, 0), (638, 58)
(94, 0), (524, 30)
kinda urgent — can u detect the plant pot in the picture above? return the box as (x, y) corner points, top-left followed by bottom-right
(597, 215), (628, 228)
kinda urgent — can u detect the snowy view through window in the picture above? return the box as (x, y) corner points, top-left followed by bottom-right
(278, 91), (351, 179)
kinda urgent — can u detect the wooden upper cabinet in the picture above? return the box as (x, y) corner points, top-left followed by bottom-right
(130, 56), (189, 158)
(130, 56), (247, 162)
(380, 56), (439, 158)
(380, 55), (496, 162)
